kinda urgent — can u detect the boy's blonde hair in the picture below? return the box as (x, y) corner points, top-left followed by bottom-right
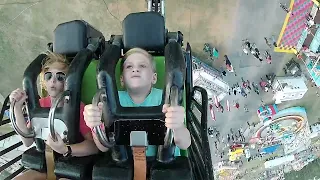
(39, 52), (69, 96)
(121, 48), (156, 72)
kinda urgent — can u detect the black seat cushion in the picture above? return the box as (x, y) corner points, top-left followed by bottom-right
(122, 12), (165, 52)
(150, 156), (193, 180)
(21, 147), (46, 173)
(92, 153), (132, 180)
(53, 20), (105, 57)
(55, 154), (98, 180)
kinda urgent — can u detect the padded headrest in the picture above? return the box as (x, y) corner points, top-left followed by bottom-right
(123, 12), (165, 52)
(53, 20), (105, 57)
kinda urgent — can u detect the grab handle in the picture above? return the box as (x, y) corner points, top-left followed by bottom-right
(10, 100), (35, 138)
(92, 88), (115, 148)
(48, 91), (70, 142)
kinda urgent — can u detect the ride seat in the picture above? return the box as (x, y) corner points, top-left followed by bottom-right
(21, 20), (105, 180)
(90, 11), (192, 180)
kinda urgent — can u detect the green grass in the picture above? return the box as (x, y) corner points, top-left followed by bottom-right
(284, 158), (320, 180)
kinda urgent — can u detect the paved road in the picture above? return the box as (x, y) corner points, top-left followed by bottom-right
(205, 0), (320, 168)
(207, 0), (289, 163)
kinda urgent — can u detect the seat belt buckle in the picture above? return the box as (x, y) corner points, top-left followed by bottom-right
(130, 131), (148, 147)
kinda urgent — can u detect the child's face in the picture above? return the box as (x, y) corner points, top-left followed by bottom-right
(120, 53), (157, 91)
(43, 62), (67, 98)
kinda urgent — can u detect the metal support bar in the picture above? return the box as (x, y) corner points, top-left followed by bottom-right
(0, 131), (16, 141)
(4, 167), (25, 180)
(0, 142), (23, 156)
(0, 119), (10, 126)
(0, 155), (22, 173)
(147, 0), (152, 11)
(160, 0), (165, 17)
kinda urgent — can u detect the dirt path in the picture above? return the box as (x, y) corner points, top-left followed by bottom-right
(0, 0), (239, 95)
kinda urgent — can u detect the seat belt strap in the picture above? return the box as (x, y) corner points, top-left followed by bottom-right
(45, 144), (56, 180)
(132, 146), (147, 180)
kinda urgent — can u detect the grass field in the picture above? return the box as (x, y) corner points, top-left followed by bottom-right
(285, 158), (320, 180)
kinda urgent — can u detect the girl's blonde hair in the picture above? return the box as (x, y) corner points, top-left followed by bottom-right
(121, 48), (156, 72)
(39, 52), (69, 97)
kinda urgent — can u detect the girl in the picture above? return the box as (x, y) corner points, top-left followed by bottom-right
(10, 52), (99, 180)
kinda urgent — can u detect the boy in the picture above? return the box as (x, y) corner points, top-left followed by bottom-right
(84, 48), (191, 156)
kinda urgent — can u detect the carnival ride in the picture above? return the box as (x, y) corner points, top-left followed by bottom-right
(257, 104), (279, 123)
(251, 107), (311, 155)
(0, 0), (214, 179)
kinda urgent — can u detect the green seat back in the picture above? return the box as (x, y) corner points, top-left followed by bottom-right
(81, 57), (166, 104)
(80, 57), (188, 156)
(81, 60), (99, 105)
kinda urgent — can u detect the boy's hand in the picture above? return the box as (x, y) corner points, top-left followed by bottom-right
(162, 104), (185, 130)
(83, 102), (103, 129)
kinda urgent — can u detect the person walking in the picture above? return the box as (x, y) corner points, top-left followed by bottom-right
(220, 104), (224, 113)
(233, 101), (240, 109)
(241, 87), (247, 98)
(271, 35), (277, 47)
(265, 50), (272, 64)
(253, 53), (263, 62)
(230, 128), (234, 134)
(279, 3), (291, 14)
(252, 82), (260, 95)
(242, 39), (251, 50)
(246, 80), (252, 91)
(242, 44), (249, 55)
(224, 55), (232, 67)
(220, 66), (227, 77)
(244, 105), (249, 112)
(264, 37), (272, 48)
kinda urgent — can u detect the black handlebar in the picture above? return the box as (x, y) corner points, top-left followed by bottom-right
(20, 47), (97, 148)
(97, 45), (164, 119)
(9, 100), (35, 138)
(95, 41), (186, 164)
(92, 88), (116, 148)
(49, 91), (70, 142)
(157, 41), (186, 163)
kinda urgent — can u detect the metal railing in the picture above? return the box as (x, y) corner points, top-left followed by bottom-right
(187, 86), (214, 180)
(0, 95), (25, 179)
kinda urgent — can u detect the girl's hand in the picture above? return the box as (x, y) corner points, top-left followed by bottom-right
(9, 88), (28, 107)
(46, 133), (68, 155)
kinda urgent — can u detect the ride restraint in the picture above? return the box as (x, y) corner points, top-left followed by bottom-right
(91, 12), (188, 180)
